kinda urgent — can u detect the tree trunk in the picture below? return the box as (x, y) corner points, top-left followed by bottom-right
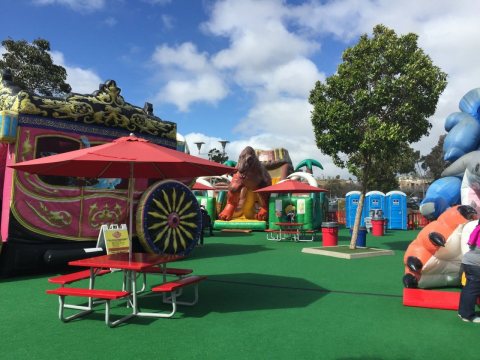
(349, 192), (365, 249)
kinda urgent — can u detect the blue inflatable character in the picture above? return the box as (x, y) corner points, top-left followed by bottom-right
(420, 88), (480, 219)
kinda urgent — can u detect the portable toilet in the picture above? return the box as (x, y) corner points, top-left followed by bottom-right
(364, 191), (385, 230)
(365, 191), (385, 216)
(385, 191), (407, 230)
(345, 191), (361, 228)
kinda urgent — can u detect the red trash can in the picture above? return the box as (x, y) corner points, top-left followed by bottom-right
(321, 222), (338, 246)
(371, 219), (385, 236)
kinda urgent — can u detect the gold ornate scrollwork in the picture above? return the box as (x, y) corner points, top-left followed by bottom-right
(0, 72), (177, 142)
(26, 201), (72, 228)
(39, 97), (94, 121)
(21, 130), (33, 161)
(88, 203), (123, 229)
(94, 80), (124, 106)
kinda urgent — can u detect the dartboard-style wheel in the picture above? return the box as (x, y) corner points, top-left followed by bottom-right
(136, 180), (201, 255)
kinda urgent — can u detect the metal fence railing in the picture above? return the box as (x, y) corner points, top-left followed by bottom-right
(407, 212), (431, 229)
(326, 211), (346, 225)
(326, 210), (430, 229)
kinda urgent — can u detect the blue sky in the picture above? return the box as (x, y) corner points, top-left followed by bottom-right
(2, 0), (480, 179)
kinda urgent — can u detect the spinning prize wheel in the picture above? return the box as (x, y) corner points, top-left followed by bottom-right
(136, 180), (201, 255)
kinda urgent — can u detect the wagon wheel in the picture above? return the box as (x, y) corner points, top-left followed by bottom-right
(136, 180), (201, 255)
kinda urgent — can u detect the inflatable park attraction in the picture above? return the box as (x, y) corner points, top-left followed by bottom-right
(0, 70), (330, 277)
(0, 70), (205, 276)
(195, 146), (328, 233)
(404, 87), (480, 290)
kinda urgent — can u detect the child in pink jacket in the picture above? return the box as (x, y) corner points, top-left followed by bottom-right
(459, 219), (480, 322)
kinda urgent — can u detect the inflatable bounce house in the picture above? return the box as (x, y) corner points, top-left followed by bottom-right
(207, 146), (328, 231)
(0, 70), (207, 276)
(403, 87), (480, 290)
(266, 171), (327, 231)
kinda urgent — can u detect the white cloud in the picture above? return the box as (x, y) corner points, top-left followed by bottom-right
(161, 14), (174, 30)
(234, 97), (313, 138)
(151, 43), (228, 111)
(158, 74), (228, 112)
(50, 51), (102, 94)
(212, 25), (315, 76)
(152, 43), (209, 73)
(32, 0), (105, 12)
(103, 16), (117, 27)
(261, 58), (324, 98)
(207, 0), (319, 86)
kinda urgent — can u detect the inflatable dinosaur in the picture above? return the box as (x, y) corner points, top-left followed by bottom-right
(218, 146), (272, 221)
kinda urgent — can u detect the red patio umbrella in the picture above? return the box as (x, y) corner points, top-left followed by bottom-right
(9, 134), (234, 256)
(192, 181), (215, 191)
(254, 179), (328, 193)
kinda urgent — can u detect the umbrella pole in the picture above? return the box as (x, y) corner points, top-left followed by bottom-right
(128, 163), (134, 261)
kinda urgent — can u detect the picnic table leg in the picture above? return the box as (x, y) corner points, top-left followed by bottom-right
(57, 295), (94, 322)
(88, 267), (95, 308)
(107, 270), (137, 327)
(132, 271), (138, 314)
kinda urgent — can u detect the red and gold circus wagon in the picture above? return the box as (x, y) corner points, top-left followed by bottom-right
(0, 72), (206, 276)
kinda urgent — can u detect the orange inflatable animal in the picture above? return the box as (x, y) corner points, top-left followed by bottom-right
(403, 205), (477, 288)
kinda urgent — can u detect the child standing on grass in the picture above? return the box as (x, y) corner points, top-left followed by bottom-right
(459, 219), (480, 323)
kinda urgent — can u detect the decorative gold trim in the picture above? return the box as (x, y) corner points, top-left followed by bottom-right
(0, 74), (176, 142)
(88, 203), (124, 229)
(14, 173), (128, 202)
(21, 129), (33, 161)
(10, 205), (94, 242)
(25, 201), (72, 228)
(24, 173), (58, 194)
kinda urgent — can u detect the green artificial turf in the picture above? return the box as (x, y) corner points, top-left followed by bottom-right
(1, 227), (478, 359)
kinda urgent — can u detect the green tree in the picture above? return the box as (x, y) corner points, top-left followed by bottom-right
(309, 25), (447, 248)
(323, 177), (361, 198)
(208, 148), (229, 163)
(0, 38), (71, 96)
(420, 134), (446, 180)
(368, 144), (421, 192)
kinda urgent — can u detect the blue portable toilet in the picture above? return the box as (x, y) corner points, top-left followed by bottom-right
(345, 191), (361, 228)
(385, 191), (407, 230)
(365, 191), (385, 217)
(364, 191), (385, 230)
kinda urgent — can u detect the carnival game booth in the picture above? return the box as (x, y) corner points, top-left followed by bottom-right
(0, 73), (230, 276)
